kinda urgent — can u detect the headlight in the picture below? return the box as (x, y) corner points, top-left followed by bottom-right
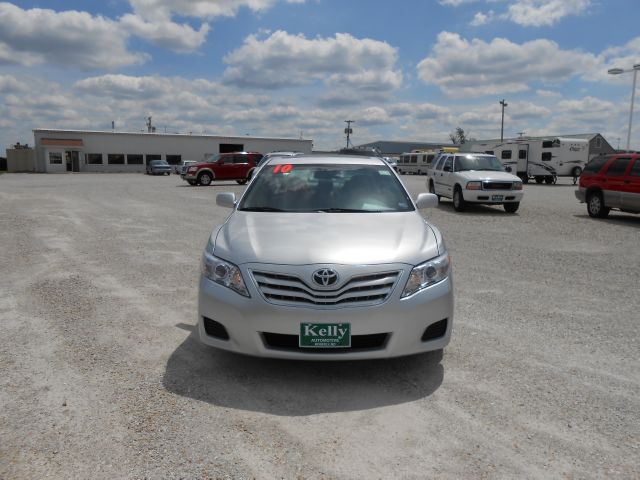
(466, 181), (482, 190)
(188, 166), (198, 173)
(201, 237), (249, 297)
(401, 252), (450, 298)
(512, 181), (523, 190)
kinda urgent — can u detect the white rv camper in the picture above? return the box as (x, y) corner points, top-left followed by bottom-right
(397, 150), (438, 175)
(468, 137), (589, 184)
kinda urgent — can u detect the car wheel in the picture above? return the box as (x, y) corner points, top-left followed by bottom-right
(428, 181), (440, 201)
(587, 191), (610, 218)
(236, 179), (248, 185)
(198, 172), (212, 186)
(535, 176), (544, 184)
(452, 186), (466, 212)
(504, 202), (520, 213)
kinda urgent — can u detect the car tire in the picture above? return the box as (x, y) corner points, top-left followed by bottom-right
(428, 181), (440, 201)
(236, 179), (248, 185)
(587, 191), (610, 218)
(504, 202), (520, 213)
(198, 172), (212, 186)
(535, 176), (544, 184)
(452, 186), (466, 212)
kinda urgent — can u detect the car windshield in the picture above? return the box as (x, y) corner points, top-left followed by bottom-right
(238, 163), (414, 213)
(455, 155), (504, 172)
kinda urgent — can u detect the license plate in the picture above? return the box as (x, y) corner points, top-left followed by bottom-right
(491, 194), (503, 201)
(299, 323), (351, 348)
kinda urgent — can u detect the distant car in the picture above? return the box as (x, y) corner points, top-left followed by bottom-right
(427, 153), (524, 213)
(575, 153), (640, 218)
(198, 154), (452, 359)
(182, 152), (263, 186)
(178, 160), (197, 177)
(146, 159), (172, 175)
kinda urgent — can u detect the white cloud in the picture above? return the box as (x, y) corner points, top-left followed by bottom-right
(470, 11), (490, 26)
(0, 3), (147, 69)
(505, 0), (592, 27)
(119, 14), (210, 52)
(0, 74), (27, 93)
(123, 0), (305, 51)
(536, 89), (562, 98)
(223, 31), (401, 90)
(417, 32), (599, 97)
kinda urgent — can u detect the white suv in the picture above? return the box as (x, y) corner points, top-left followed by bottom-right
(427, 153), (524, 213)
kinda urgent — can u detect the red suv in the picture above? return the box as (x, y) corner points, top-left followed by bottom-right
(575, 153), (640, 218)
(183, 152), (263, 186)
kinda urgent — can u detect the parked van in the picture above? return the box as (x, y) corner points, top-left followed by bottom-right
(468, 138), (588, 184)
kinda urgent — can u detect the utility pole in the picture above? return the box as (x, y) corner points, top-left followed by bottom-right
(344, 120), (355, 148)
(499, 100), (508, 141)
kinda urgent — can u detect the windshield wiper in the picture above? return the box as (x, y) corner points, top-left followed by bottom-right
(239, 207), (285, 212)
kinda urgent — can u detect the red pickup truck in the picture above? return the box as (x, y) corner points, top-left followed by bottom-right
(183, 152), (263, 186)
(575, 153), (640, 218)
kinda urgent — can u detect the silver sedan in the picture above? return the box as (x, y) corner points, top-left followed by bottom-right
(198, 155), (453, 360)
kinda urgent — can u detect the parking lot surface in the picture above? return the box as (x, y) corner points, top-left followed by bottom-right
(1, 173), (638, 479)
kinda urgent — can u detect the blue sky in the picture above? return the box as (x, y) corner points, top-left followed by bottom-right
(1, 0), (639, 154)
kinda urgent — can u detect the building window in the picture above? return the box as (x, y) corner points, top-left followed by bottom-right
(108, 154), (125, 165)
(166, 154), (182, 165)
(86, 153), (103, 165)
(541, 152), (552, 161)
(220, 143), (244, 153)
(146, 154), (161, 164)
(595, 136), (602, 149)
(501, 150), (512, 159)
(49, 152), (62, 164)
(127, 154), (143, 164)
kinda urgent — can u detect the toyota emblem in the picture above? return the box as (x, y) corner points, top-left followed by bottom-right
(312, 268), (339, 287)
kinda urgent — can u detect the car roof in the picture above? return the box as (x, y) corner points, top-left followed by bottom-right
(264, 154), (387, 166)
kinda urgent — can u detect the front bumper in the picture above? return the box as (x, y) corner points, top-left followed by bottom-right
(197, 264), (454, 360)
(462, 189), (524, 204)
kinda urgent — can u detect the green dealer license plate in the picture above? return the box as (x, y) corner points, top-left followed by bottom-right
(299, 323), (351, 348)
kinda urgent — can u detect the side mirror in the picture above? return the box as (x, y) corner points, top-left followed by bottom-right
(216, 192), (236, 208)
(505, 166), (512, 172)
(415, 193), (439, 209)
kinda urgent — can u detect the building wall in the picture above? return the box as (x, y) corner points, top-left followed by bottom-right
(7, 148), (36, 172)
(33, 130), (313, 173)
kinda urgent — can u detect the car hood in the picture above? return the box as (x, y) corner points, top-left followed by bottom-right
(213, 211), (439, 266)
(456, 171), (520, 182)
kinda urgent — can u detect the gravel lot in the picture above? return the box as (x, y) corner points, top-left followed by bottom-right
(1, 172), (638, 479)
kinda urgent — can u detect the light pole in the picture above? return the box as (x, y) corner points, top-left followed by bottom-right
(344, 120), (355, 148)
(608, 64), (640, 151)
(499, 99), (508, 141)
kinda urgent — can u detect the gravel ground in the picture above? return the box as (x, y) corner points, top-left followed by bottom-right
(0, 172), (638, 479)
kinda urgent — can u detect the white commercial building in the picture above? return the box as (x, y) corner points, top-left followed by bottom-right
(33, 129), (313, 173)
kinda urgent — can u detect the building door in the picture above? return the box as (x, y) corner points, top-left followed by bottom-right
(65, 151), (80, 172)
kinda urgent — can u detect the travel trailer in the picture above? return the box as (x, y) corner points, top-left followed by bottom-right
(467, 138), (589, 184)
(397, 149), (451, 175)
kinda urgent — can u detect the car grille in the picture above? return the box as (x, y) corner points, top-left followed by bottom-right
(251, 270), (402, 307)
(262, 332), (389, 353)
(483, 181), (514, 190)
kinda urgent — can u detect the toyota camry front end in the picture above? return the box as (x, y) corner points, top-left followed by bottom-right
(198, 155), (453, 360)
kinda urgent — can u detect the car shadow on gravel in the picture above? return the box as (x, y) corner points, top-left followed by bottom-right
(162, 325), (444, 415)
(436, 201), (516, 216)
(573, 214), (640, 228)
